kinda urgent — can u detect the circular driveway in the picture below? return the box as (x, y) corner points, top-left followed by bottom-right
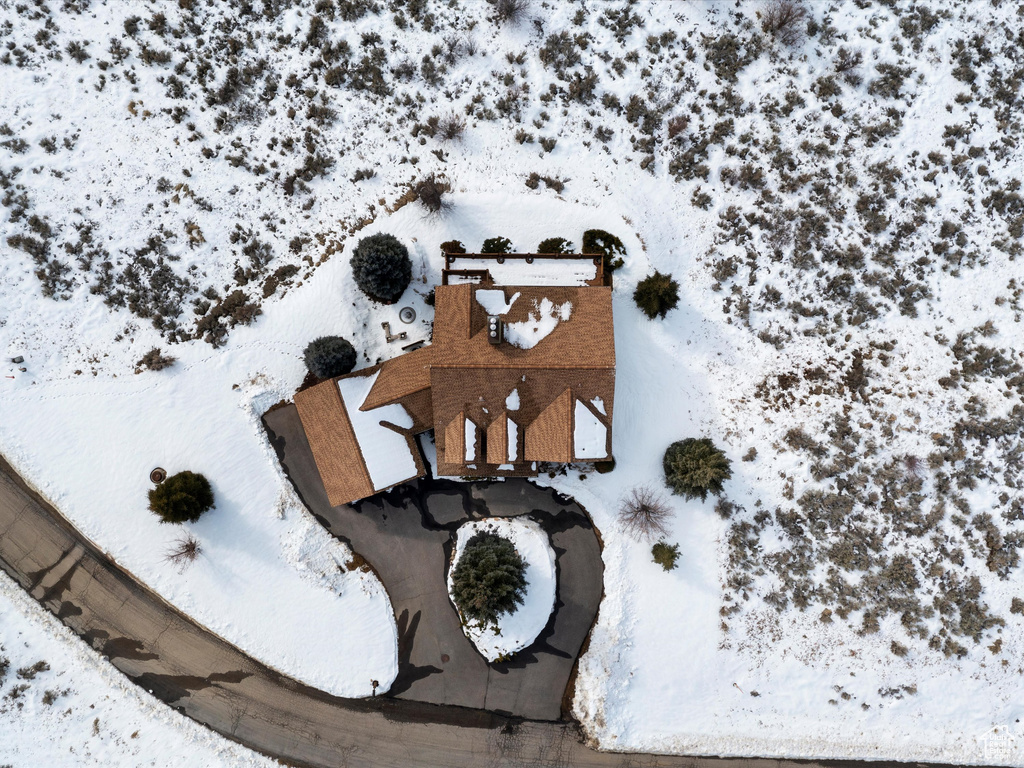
(263, 403), (604, 721)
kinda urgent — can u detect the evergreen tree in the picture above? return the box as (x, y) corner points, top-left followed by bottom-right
(451, 531), (528, 627)
(303, 336), (357, 379)
(148, 471), (215, 524)
(350, 233), (412, 303)
(663, 438), (732, 500)
(634, 271), (680, 319)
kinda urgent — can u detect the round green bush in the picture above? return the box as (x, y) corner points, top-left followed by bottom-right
(536, 237), (573, 254)
(303, 335), (356, 380)
(582, 228), (626, 272)
(663, 438), (732, 501)
(450, 531), (527, 627)
(480, 236), (513, 254)
(634, 270), (680, 319)
(148, 471), (215, 524)
(350, 233), (412, 303)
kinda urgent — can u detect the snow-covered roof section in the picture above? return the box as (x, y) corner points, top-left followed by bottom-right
(447, 256), (598, 286)
(573, 399), (608, 460)
(338, 372), (419, 491)
(465, 416), (477, 461)
(476, 289), (520, 315)
(504, 298), (572, 350)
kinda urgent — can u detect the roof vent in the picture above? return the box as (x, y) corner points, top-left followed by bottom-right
(487, 315), (503, 345)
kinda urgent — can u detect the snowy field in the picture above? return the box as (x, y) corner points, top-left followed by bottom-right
(447, 517), (557, 661)
(2, 0), (1024, 764)
(0, 569), (271, 767)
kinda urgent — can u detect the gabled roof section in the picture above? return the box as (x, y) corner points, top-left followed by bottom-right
(361, 345), (435, 411)
(294, 377), (374, 506)
(444, 411), (466, 465)
(486, 411), (509, 465)
(294, 369), (426, 507)
(524, 388), (573, 463)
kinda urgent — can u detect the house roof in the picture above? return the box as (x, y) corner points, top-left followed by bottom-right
(294, 376), (375, 506)
(294, 368), (425, 507)
(431, 284), (615, 370)
(361, 345), (435, 411)
(295, 257), (616, 502)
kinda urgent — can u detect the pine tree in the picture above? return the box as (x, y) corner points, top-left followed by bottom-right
(451, 532), (528, 627)
(148, 471), (215, 524)
(663, 438), (732, 500)
(634, 271), (680, 319)
(350, 233), (412, 303)
(303, 336), (357, 379)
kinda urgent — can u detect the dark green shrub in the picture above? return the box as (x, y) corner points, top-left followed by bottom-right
(148, 471), (214, 524)
(652, 541), (680, 571)
(350, 233), (412, 303)
(450, 531), (527, 627)
(633, 271), (680, 319)
(536, 237), (573, 254)
(440, 239), (466, 254)
(481, 236), (513, 254)
(303, 336), (357, 379)
(663, 438), (732, 500)
(581, 229), (626, 272)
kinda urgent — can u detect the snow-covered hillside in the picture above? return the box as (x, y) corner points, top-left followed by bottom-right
(2, 0), (1024, 764)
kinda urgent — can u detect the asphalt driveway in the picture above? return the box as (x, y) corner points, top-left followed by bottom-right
(263, 403), (604, 721)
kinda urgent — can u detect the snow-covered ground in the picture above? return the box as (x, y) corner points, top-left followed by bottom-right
(447, 517), (556, 662)
(0, 569), (271, 767)
(2, 0), (1024, 763)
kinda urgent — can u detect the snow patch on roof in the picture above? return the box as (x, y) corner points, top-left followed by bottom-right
(475, 289), (520, 315)
(506, 388), (520, 410)
(338, 372), (417, 491)
(573, 399), (607, 460)
(504, 298), (572, 350)
(590, 396), (606, 415)
(465, 417), (476, 461)
(507, 418), (519, 462)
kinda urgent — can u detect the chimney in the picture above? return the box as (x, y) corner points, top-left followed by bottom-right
(487, 315), (503, 345)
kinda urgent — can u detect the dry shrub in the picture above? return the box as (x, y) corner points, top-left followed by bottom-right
(164, 533), (202, 572)
(619, 485), (672, 541)
(414, 174), (452, 215)
(667, 115), (689, 140)
(437, 113), (466, 142)
(761, 0), (807, 47)
(494, 0), (529, 26)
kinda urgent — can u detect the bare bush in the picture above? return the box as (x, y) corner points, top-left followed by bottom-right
(414, 174), (452, 215)
(164, 533), (202, 572)
(667, 115), (689, 140)
(494, 0), (529, 26)
(761, 0), (807, 47)
(835, 46), (864, 83)
(618, 485), (672, 541)
(437, 113), (467, 142)
(904, 454), (923, 478)
(135, 347), (176, 373)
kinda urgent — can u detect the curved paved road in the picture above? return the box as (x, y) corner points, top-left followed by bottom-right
(264, 403), (602, 721)
(0, 453), (985, 768)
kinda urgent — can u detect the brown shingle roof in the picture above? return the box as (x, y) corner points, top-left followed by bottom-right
(294, 377), (374, 506)
(431, 285), (614, 370)
(444, 411), (465, 465)
(295, 262), (615, 498)
(360, 346), (435, 411)
(524, 388), (573, 462)
(486, 411), (509, 464)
